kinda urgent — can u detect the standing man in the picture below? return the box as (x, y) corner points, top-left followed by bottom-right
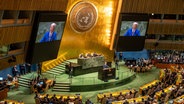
(115, 58), (119, 70)
(40, 23), (57, 43)
(37, 63), (42, 75)
(26, 63), (31, 73)
(12, 65), (19, 77)
(124, 22), (140, 36)
(19, 64), (26, 75)
(119, 53), (123, 62)
(68, 62), (73, 78)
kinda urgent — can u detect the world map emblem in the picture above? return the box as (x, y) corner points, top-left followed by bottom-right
(69, 2), (98, 32)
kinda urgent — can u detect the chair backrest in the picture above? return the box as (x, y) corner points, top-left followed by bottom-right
(44, 84), (49, 93)
(35, 98), (40, 104)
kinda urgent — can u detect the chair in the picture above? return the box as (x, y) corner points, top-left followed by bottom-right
(142, 67), (146, 73)
(43, 84), (49, 93)
(137, 67), (140, 73)
(164, 92), (171, 103)
(30, 85), (37, 94)
(35, 98), (40, 104)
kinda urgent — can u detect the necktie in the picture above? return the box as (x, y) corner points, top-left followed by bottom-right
(49, 32), (52, 41)
(132, 30), (135, 36)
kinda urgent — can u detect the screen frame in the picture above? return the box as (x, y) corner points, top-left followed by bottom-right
(114, 13), (149, 51)
(26, 11), (67, 64)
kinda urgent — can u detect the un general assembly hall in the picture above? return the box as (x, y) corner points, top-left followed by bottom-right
(0, 0), (184, 104)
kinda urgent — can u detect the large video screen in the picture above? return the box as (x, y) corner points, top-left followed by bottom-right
(120, 21), (148, 37)
(35, 22), (65, 43)
(115, 13), (149, 51)
(26, 12), (67, 64)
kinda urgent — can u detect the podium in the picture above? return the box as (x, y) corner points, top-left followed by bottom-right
(98, 68), (116, 81)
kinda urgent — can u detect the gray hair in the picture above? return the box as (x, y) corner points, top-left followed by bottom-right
(51, 23), (56, 27)
(133, 22), (138, 26)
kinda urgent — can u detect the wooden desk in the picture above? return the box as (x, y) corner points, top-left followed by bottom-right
(0, 88), (8, 100)
(98, 68), (116, 81)
(176, 74), (182, 85)
(139, 80), (159, 95)
(155, 85), (177, 99)
(39, 94), (82, 101)
(97, 89), (135, 102)
(159, 69), (165, 80)
(174, 94), (184, 104)
(112, 96), (148, 104)
(0, 99), (24, 104)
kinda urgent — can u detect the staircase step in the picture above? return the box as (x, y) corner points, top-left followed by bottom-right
(51, 68), (65, 72)
(19, 83), (30, 88)
(45, 71), (61, 75)
(55, 82), (70, 85)
(52, 89), (70, 92)
(55, 66), (65, 69)
(53, 86), (70, 89)
(19, 77), (30, 80)
(46, 69), (64, 73)
(54, 84), (70, 87)
(18, 82), (29, 86)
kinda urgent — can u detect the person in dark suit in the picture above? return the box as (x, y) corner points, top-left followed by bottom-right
(103, 62), (110, 69)
(12, 65), (19, 77)
(26, 63), (31, 73)
(68, 62), (73, 78)
(124, 22), (140, 36)
(40, 23), (57, 43)
(115, 58), (119, 70)
(19, 64), (26, 75)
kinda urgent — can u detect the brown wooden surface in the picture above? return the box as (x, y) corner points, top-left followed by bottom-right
(0, 26), (32, 46)
(147, 22), (184, 35)
(144, 39), (184, 50)
(0, 0), (68, 11)
(121, 0), (184, 14)
(0, 88), (8, 100)
(0, 54), (25, 70)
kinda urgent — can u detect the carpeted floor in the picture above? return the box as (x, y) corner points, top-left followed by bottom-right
(7, 61), (160, 104)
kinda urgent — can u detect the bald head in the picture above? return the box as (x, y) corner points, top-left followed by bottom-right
(132, 22), (138, 30)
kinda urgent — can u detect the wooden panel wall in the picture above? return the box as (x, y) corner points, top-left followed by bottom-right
(0, 0), (68, 11)
(145, 40), (184, 50)
(0, 26), (32, 45)
(0, 53), (24, 70)
(121, 0), (184, 14)
(147, 23), (184, 35)
(0, 0), (69, 70)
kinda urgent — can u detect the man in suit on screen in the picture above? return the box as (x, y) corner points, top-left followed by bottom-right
(124, 22), (140, 36)
(40, 23), (57, 43)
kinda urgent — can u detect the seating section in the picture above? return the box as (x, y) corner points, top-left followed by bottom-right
(0, 100), (24, 104)
(102, 64), (184, 104)
(174, 94), (184, 104)
(126, 58), (154, 73)
(97, 89), (138, 103)
(112, 96), (149, 104)
(35, 94), (82, 104)
(0, 88), (8, 100)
